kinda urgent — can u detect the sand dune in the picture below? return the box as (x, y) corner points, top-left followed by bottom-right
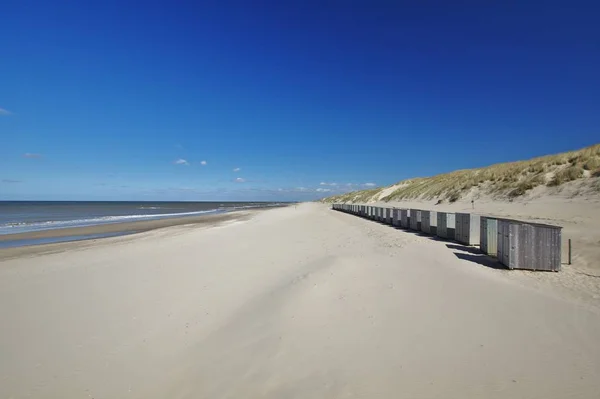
(1, 203), (599, 398)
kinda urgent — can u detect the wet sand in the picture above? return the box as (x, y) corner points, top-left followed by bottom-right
(0, 210), (259, 261)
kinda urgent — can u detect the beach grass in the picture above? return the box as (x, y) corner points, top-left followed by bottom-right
(323, 143), (600, 203)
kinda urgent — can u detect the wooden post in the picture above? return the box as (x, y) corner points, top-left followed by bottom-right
(568, 239), (572, 265)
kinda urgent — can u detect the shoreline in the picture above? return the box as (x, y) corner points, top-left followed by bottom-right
(0, 209), (263, 261)
(0, 207), (280, 243)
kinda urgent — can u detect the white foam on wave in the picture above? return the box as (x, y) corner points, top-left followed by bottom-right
(0, 209), (220, 235)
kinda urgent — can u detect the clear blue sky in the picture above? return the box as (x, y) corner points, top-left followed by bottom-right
(1, 1), (599, 201)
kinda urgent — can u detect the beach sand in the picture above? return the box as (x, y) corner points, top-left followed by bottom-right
(1, 203), (600, 398)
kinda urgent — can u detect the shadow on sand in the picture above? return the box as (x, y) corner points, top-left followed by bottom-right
(453, 252), (506, 270)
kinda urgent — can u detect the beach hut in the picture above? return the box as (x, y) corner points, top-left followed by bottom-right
(436, 212), (456, 240)
(400, 209), (410, 228)
(421, 210), (437, 235)
(409, 209), (421, 230)
(480, 216), (498, 256)
(385, 208), (393, 224)
(497, 219), (562, 271)
(455, 213), (481, 246)
(392, 209), (400, 226)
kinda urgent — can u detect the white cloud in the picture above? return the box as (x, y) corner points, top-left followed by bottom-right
(0, 108), (11, 116)
(363, 182), (376, 187)
(235, 177), (245, 183)
(200, 160), (207, 166)
(23, 153), (42, 159)
(174, 158), (189, 165)
(316, 188), (331, 192)
(320, 182), (338, 186)
(295, 187), (308, 191)
(233, 167), (241, 172)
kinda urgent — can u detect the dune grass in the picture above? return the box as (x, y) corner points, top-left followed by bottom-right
(323, 143), (600, 203)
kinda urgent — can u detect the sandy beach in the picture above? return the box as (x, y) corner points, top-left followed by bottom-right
(1, 203), (600, 398)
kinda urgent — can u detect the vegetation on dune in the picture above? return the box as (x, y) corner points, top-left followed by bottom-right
(322, 143), (600, 204)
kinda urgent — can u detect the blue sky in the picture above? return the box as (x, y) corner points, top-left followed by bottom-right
(1, 1), (599, 201)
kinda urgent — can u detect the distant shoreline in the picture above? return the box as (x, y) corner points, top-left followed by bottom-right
(0, 208), (274, 259)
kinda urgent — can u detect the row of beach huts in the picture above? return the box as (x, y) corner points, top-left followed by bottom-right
(331, 204), (563, 272)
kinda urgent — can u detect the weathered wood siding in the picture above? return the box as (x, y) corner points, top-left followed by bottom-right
(436, 212), (456, 239)
(455, 213), (481, 246)
(480, 216), (498, 256)
(421, 210), (437, 235)
(384, 208), (393, 224)
(497, 219), (562, 271)
(392, 209), (400, 226)
(400, 209), (410, 228)
(409, 209), (421, 230)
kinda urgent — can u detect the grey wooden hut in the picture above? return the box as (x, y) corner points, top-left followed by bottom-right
(400, 209), (410, 228)
(392, 209), (400, 226)
(409, 209), (421, 230)
(386, 208), (393, 224)
(480, 216), (498, 256)
(455, 213), (481, 246)
(436, 212), (456, 240)
(421, 210), (437, 235)
(497, 219), (562, 271)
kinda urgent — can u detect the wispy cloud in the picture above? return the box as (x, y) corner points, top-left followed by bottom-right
(320, 182), (338, 186)
(23, 153), (42, 159)
(233, 167), (241, 172)
(174, 158), (189, 165)
(200, 160), (207, 166)
(1, 179), (22, 183)
(0, 108), (11, 116)
(316, 188), (331, 192)
(363, 182), (376, 187)
(235, 177), (245, 183)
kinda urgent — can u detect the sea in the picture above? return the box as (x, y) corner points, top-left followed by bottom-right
(0, 201), (286, 236)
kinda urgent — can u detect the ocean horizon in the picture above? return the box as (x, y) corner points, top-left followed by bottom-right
(0, 200), (290, 236)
